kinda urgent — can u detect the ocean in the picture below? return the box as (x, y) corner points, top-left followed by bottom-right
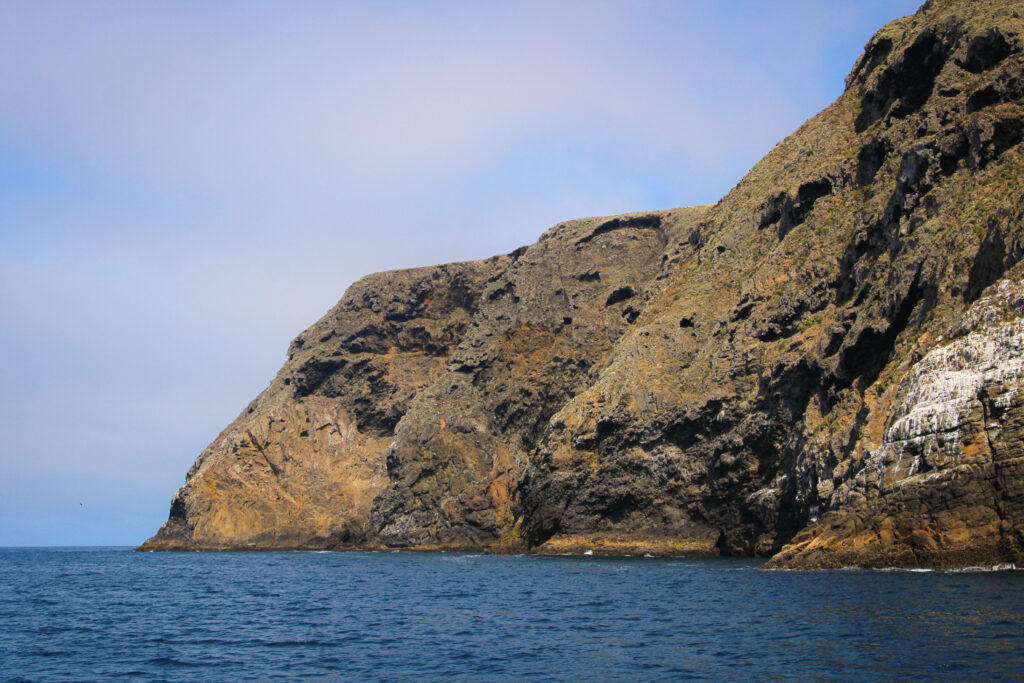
(1, 548), (1022, 681)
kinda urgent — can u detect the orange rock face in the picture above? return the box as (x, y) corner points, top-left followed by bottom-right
(140, 260), (506, 549)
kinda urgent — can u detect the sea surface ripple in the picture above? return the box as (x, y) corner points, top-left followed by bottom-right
(1, 548), (1023, 681)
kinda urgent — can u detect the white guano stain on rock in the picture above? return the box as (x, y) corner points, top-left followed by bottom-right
(864, 278), (1024, 492)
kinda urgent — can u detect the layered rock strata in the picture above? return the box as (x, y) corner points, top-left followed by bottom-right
(143, 0), (1024, 568)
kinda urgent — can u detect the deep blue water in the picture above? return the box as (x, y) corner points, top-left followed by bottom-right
(1, 549), (1023, 681)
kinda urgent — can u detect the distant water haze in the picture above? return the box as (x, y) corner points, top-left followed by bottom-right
(0, 1), (921, 546)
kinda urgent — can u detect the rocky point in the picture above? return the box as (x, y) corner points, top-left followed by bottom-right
(142, 0), (1024, 569)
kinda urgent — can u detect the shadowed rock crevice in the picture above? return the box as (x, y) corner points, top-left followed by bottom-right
(855, 29), (953, 131)
(856, 138), (890, 186)
(960, 28), (1018, 73)
(757, 178), (835, 240)
(576, 214), (663, 245)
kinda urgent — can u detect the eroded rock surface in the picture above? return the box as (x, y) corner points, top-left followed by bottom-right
(143, 0), (1024, 568)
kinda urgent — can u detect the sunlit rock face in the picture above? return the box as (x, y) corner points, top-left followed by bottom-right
(144, 0), (1024, 568)
(140, 259), (508, 550)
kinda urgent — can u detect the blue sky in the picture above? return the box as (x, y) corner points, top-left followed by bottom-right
(0, 1), (922, 546)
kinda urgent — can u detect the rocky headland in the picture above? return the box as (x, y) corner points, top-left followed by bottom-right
(141, 0), (1024, 569)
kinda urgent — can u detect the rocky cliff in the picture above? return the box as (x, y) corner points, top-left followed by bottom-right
(142, 0), (1024, 568)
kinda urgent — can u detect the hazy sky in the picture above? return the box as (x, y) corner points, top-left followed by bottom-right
(0, 1), (922, 546)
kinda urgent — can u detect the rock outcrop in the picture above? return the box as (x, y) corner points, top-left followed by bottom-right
(765, 271), (1024, 568)
(142, 0), (1024, 568)
(141, 260), (507, 549)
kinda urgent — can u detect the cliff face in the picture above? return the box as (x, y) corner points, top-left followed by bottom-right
(142, 259), (508, 549)
(519, 0), (1024, 565)
(142, 0), (1024, 568)
(369, 207), (711, 550)
(766, 271), (1024, 568)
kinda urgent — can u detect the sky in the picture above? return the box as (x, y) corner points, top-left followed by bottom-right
(0, 0), (923, 547)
